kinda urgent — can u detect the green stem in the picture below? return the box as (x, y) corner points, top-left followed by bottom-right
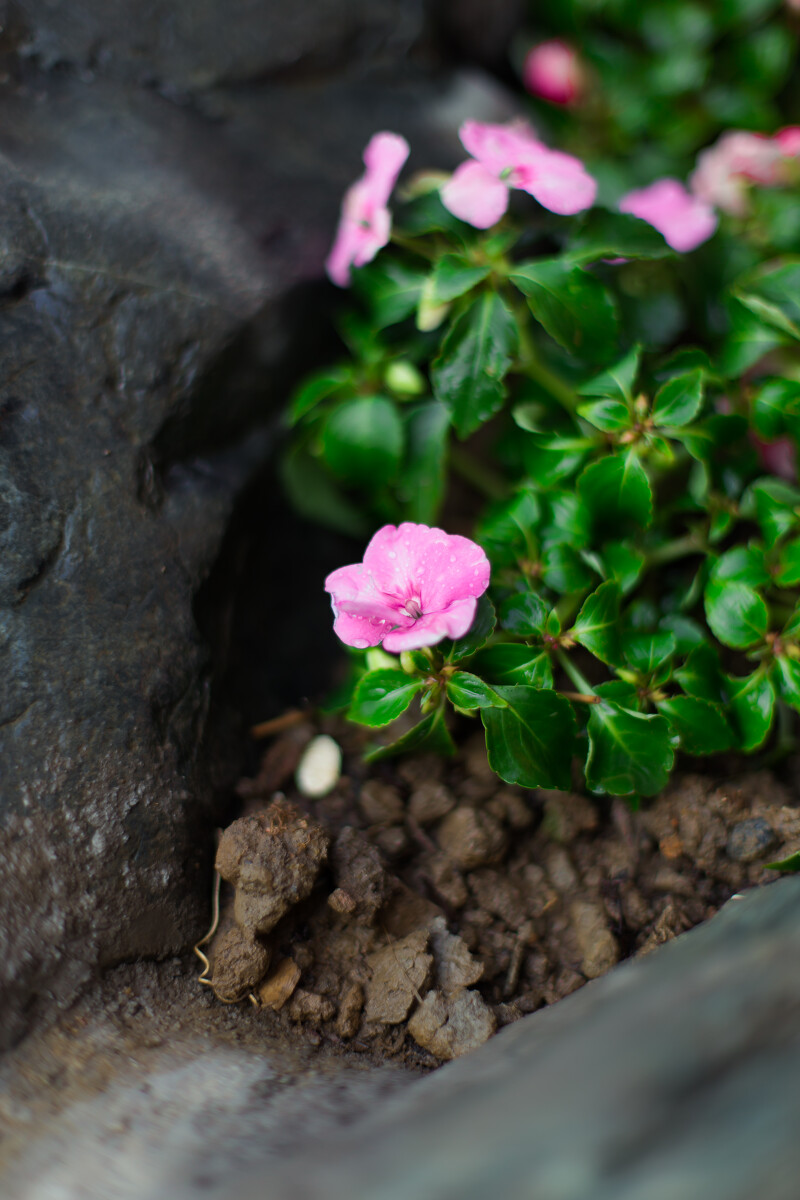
(449, 445), (508, 501)
(645, 534), (704, 567)
(512, 299), (579, 414)
(555, 648), (595, 696)
(388, 231), (437, 261)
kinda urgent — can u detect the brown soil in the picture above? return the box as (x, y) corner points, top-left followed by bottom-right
(204, 718), (800, 1068)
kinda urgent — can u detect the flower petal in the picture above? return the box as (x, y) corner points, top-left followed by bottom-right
(440, 161), (509, 229)
(515, 147), (596, 215)
(458, 120), (542, 175)
(619, 178), (717, 252)
(363, 523), (490, 614)
(362, 132), (410, 206)
(382, 598), (478, 652)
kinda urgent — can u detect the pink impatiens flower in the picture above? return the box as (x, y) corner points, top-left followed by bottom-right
(440, 119), (597, 229)
(619, 178), (718, 252)
(324, 522), (490, 653)
(325, 132), (410, 287)
(689, 131), (784, 216)
(522, 40), (585, 107)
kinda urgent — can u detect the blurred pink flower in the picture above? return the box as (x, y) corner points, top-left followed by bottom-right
(325, 132), (410, 287)
(776, 126), (800, 156)
(751, 435), (797, 481)
(619, 178), (718, 252)
(690, 131), (783, 216)
(440, 119), (596, 228)
(522, 40), (584, 106)
(325, 522), (491, 652)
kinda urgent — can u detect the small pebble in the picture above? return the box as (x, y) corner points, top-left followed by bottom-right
(288, 988), (336, 1023)
(335, 981), (365, 1039)
(409, 781), (456, 825)
(726, 818), (777, 863)
(258, 958), (301, 1012)
(296, 735), (342, 798)
(437, 807), (508, 871)
(570, 900), (619, 979)
(365, 930), (433, 1024)
(408, 988), (496, 1060)
(359, 780), (404, 825)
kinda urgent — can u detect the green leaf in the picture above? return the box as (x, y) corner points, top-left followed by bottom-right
(431, 292), (517, 437)
(674, 643), (727, 704)
(709, 545), (770, 588)
(572, 580), (622, 665)
(542, 543), (596, 593)
(576, 346), (641, 402)
(445, 593), (497, 662)
(659, 614), (705, 655)
(652, 369), (705, 428)
(289, 368), (350, 425)
(400, 401), (450, 523)
(470, 644), (554, 689)
(585, 701), (674, 796)
(567, 210), (673, 263)
(477, 489), (539, 565)
(430, 255), (490, 303)
(727, 669), (776, 751)
(704, 580), (768, 648)
(602, 541), (645, 593)
(349, 670), (425, 727)
(322, 396), (404, 486)
(364, 706), (455, 761)
(499, 590), (548, 636)
(752, 378), (800, 440)
(733, 259), (800, 343)
(577, 452), (653, 530)
(623, 630), (676, 673)
(776, 539), (800, 586)
(481, 687), (577, 790)
(577, 398), (631, 432)
(446, 671), (506, 710)
(655, 696), (734, 754)
(279, 445), (368, 538)
(741, 478), (800, 543)
(774, 655), (800, 712)
(353, 258), (428, 328)
(764, 850), (800, 873)
(510, 259), (619, 364)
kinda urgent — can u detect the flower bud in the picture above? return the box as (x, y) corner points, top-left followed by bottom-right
(523, 41), (585, 107)
(385, 361), (425, 397)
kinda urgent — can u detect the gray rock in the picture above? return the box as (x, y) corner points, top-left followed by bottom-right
(727, 818), (777, 863)
(570, 900), (619, 979)
(407, 988), (496, 1061)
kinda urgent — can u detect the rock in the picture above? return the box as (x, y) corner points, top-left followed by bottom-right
(428, 916), (483, 992)
(210, 927), (271, 1001)
(570, 900), (619, 979)
(485, 788), (534, 830)
(407, 988), (496, 1060)
(257, 958), (302, 1012)
(335, 981), (365, 1039)
(467, 870), (528, 928)
(296, 735), (342, 798)
(364, 931), (433, 1025)
(541, 791), (599, 843)
(288, 989), (337, 1024)
(437, 807), (508, 871)
(726, 818), (777, 863)
(544, 846), (579, 893)
(409, 781), (456, 825)
(215, 803), (329, 936)
(426, 853), (469, 909)
(331, 828), (391, 921)
(359, 780), (405, 826)
(372, 826), (411, 861)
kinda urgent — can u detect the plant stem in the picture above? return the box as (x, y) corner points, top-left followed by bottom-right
(560, 690), (600, 705)
(555, 648), (596, 696)
(389, 231), (437, 261)
(512, 299), (579, 415)
(449, 445), (508, 500)
(645, 534), (703, 567)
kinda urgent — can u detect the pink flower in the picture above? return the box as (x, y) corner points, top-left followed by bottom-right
(751, 435), (797, 481)
(619, 178), (718, 252)
(776, 126), (800, 156)
(522, 41), (584, 106)
(324, 522), (491, 653)
(325, 132), (410, 287)
(690, 131), (784, 216)
(440, 119), (596, 229)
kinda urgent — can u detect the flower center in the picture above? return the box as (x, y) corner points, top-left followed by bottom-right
(403, 596), (423, 620)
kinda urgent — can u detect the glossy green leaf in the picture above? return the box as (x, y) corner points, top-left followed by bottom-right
(567, 210), (672, 263)
(727, 669), (776, 751)
(774, 654), (800, 712)
(585, 701), (674, 796)
(470, 645), (554, 689)
(353, 258), (428, 328)
(623, 630), (677, 673)
(704, 580), (768, 648)
(741, 478), (800, 543)
(577, 346), (641, 402)
(709, 545), (769, 588)
(752, 378), (800, 440)
(364, 706), (455, 761)
(652, 369), (705, 427)
(477, 489), (539, 566)
(577, 398), (632, 432)
(430, 255), (490, 303)
(764, 851), (800, 873)
(499, 590), (548, 636)
(655, 695), (734, 754)
(659, 614), (705, 655)
(776, 539), (800, 586)
(349, 669), (425, 727)
(542, 544), (596, 593)
(289, 369), (350, 425)
(577, 452), (653, 530)
(674, 642), (727, 704)
(279, 445), (369, 538)
(481, 686), (576, 790)
(431, 292), (517, 438)
(445, 594), (497, 662)
(734, 259), (800, 343)
(400, 401), (450, 523)
(602, 541), (645, 593)
(446, 671), (506, 710)
(322, 396), (404, 486)
(510, 259), (619, 364)
(572, 580), (622, 665)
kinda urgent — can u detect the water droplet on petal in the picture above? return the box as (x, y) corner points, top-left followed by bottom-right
(449, 556), (456, 562)
(388, 550), (396, 559)
(354, 638), (368, 648)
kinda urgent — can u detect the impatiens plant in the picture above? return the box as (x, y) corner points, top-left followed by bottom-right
(285, 111), (800, 804)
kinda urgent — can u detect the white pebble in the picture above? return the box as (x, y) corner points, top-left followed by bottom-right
(296, 735), (342, 798)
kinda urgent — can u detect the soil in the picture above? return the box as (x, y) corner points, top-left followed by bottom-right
(204, 717), (800, 1068)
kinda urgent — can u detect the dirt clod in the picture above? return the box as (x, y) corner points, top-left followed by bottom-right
(570, 901), (619, 979)
(365, 931), (434, 1025)
(436, 806), (508, 870)
(335, 981), (365, 1039)
(359, 781), (405, 826)
(409, 782), (456, 825)
(257, 958), (302, 1011)
(210, 928), (271, 1001)
(331, 828), (390, 921)
(408, 988), (497, 1060)
(428, 916), (483, 992)
(288, 989), (336, 1023)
